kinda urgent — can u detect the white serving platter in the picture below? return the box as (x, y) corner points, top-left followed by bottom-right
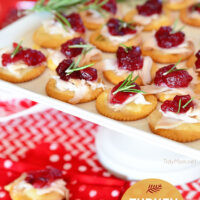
(0, 11), (200, 161)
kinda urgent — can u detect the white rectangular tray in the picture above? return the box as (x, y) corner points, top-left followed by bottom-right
(0, 12), (200, 160)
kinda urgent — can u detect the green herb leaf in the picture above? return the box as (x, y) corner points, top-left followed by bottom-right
(177, 99), (182, 113)
(163, 58), (186, 76)
(112, 73), (145, 95)
(55, 11), (71, 28)
(182, 97), (194, 109)
(69, 44), (94, 55)
(11, 41), (23, 59)
(120, 43), (132, 53)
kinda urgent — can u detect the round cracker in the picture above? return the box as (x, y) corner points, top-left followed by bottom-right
(103, 61), (157, 85)
(165, 0), (195, 11)
(157, 83), (200, 102)
(180, 6), (200, 27)
(123, 7), (173, 31)
(148, 109), (200, 142)
(96, 90), (157, 121)
(0, 65), (45, 83)
(46, 78), (104, 104)
(89, 29), (141, 53)
(187, 55), (196, 68)
(33, 26), (83, 49)
(5, 175), (66, 200)
(141, 41), (195, 64)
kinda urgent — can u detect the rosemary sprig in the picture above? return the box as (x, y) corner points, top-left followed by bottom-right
(120, 43), (132, 53)
(112, 73), (145, 95)
(182, 97), (194, 109)
(69, 44), (94, 55)
(171, 19), (185, 33)
(118, 19), (135, 31)
(11, 41), (23, 59)
(32, 0), (86, 12)
(96, 35), (105, 41)
(55, 11), (71, 28)
(81, 0), (109, 16)
(65, 54), (94, 75)
(177, 99), (182, 113)
(163, 59), (186, 76)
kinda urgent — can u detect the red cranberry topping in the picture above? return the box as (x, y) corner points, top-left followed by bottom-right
(155, 26), (185, 48)
(25, 167), (63, 189)
(80, 67), (97, 81)
(154, 64), (193, 88)
(61, 37), (86, 59)
(110, 81), (140, 104)
(2, 43), (46, 67)
(65, 13), (85, 33)
(107, 18), (136, 36)
(161, 95), (194, 114)
(136, 0), (162, 16)
(85, 0), (117, 14)
(117, 46), (143, 71)
(56, 59), (97, 81)
(189, 3), (200, 13)
(195, 50), (200, 69)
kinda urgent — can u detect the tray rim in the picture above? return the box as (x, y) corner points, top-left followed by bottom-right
(0, 13), (200, 160)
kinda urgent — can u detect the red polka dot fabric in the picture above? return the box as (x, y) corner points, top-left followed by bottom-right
(0, 98), (199, 200)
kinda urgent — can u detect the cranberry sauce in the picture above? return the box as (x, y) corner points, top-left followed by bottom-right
(155, 26), (185, 48)
(25, 167), (63, 189)
(154, 64), (193, 88)
(189, 3), (200, 13)
(2, 43), (46, 67)
(61, 37), (86, 59)
(107, 18), (136, 36)
(85, 0), (117, 14)
(65, 13), (85, 33)
(195, 50), (200, 69)
(110, 81), (140, 104)
(56, 59), (97, 81)
(117, 46), (143, 71)
(161, 95), (194, 114)
(136, 0), (162, 16)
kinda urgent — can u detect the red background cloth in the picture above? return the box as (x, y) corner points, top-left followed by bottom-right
(0, 1), (200, 199)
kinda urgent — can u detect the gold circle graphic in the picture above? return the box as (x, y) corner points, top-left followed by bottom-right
(122, 179), (183, 200)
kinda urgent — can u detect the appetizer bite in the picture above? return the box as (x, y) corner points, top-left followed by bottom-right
(80, 0), (118, 30)
(187, 50), (200, 73)
(124, 0), (173, 31)
(149, 95), (200, 142)
(90, 18), (142, 53)
(46, 52), (104, 104)
(0, 42), (46, 83)
(180, 2), (200, 27)
(165, 0), (195, 11)
(47, 37), (102, 71)
(96, 73), (157, 121)
(141, 25), (194, 63)
(5, 167), (69, 200)
(33, 12), (85, 49)
(142, 62), (200, 102)
(103, 45), (157, 85)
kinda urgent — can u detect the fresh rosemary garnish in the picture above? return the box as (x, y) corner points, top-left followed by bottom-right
(112, 73), (146, 95)
(120, 43), (132, 53)
(118, 20), (135, 31)
(81, 0), (109, 17)
(177, 99), (182, 113)
(32, 0), (86, 12)
(171, 19), (185, 34)
(96, 35), (105, 41)
(65, 54), (94, 75)
(163, 59), (186, 76)
(69, 44), (94, 55)
(11, 41), (23, 59)
(182, 97), (194, 109)
(31, 0), (86, 31)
